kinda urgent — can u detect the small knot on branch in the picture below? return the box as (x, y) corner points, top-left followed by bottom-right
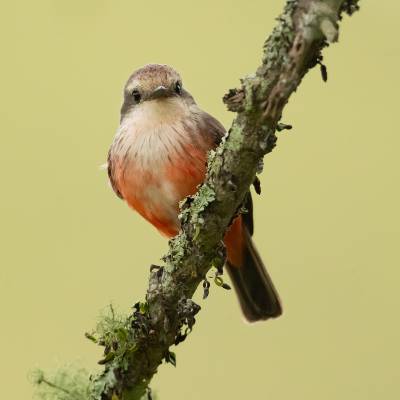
(320, 18), (338, 43)
(253, 177), (262, 195)
(259, 132), (278, 154)
(340, 0), (360, 18)
(174, 298), (201, 345)
(276, 122), (293, 132)
(177, 298), (201, 328)
(223, 88), (245, 112)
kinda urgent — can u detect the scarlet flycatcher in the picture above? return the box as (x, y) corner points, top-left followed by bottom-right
(107, 64), (282, 322)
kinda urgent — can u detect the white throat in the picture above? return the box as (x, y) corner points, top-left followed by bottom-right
(113, 97), (195, 171)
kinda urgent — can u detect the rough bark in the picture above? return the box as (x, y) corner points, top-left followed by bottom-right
(89, 1), (360, 399)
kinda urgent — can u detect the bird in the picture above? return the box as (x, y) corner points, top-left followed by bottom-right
(107, 64), (282, 322)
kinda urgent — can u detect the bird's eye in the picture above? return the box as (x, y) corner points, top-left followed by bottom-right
(131, 90), (141, 103)
(175, 81), (182, 95)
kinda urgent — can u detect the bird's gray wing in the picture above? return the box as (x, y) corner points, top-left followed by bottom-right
(197, 110), (226, 146)
(107, 148), (123, 199)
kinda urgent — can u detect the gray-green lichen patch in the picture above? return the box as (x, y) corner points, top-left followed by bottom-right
(31, 365), (91, 400)
(90, 368), (118, 400)
(31, 305), (136, 400)
(262, 0), (297, 70)
(163, 231), (188, 271)
(224, 124), (247, 152)
(90, 305), (136, 371)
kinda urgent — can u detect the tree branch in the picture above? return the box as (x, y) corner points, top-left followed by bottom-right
(34, 1), (361, 399)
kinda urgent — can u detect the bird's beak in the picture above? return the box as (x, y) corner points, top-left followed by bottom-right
(150, 85), (169, 99)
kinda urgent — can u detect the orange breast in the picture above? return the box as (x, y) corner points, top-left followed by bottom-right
(117, 141), (209, 237)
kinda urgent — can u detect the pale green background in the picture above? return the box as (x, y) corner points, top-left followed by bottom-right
(1, 1), (399, 399)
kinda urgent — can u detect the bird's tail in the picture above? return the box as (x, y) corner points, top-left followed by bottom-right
(225, 226), (282, 322)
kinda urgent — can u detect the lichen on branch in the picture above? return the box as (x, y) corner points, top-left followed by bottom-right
(33, 1), (360, 399)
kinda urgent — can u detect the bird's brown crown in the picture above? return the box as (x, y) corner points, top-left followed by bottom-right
(124, 64), (181, 97)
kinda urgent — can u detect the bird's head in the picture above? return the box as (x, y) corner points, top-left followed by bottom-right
(120, 64), (192, 120)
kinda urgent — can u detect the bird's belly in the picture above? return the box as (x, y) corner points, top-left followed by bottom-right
(120, 144), (207, 237)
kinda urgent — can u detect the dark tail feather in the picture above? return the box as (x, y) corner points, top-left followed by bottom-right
(226, 229), (282, 322)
